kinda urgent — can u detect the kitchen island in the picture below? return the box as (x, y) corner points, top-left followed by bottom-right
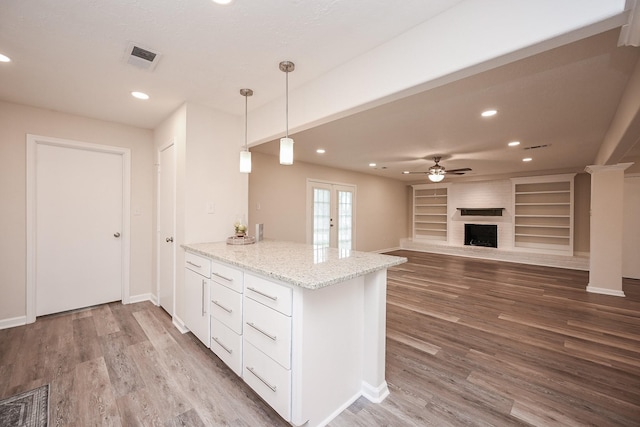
(181, 240), (406, 427)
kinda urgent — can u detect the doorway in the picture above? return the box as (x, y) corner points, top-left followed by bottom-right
(307, 180), (356, 250)
(157, 141), (176, 315)
(26, 135), (131, 323)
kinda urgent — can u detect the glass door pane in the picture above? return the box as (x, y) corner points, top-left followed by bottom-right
(313, 187), (331, 248)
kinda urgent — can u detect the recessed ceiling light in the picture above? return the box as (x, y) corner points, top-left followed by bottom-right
(508, 141), (520, 147)
(131, 91), (149, 100)
(316, 149), (326, 154)
(481, 109), (497, 117)
(369, 163), (377, 167)
(522, 157), (532, 162)
(0, 53), (11, 63)
(212, 0), (233, 4)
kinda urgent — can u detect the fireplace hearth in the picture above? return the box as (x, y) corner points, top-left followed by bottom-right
(464, 224), (498, 248)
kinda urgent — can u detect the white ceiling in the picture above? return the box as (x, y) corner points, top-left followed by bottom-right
(1, 0), (639, 181)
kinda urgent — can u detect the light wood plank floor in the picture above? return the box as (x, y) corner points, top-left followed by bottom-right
(1, 251), (639, 426)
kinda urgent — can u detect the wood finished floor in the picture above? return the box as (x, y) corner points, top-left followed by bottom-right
(1, 251), (639, 426)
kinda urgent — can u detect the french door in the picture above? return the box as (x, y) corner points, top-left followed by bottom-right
(307, 180), (356, 250)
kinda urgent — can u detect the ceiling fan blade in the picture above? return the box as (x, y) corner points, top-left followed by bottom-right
(447, 168), (472, 173)
(403, 171), (429, 174)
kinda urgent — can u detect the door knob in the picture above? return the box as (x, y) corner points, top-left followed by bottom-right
(114, 232), (121, 238)
(166, 237), (174, 243)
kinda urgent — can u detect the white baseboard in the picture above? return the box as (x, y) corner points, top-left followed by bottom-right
(586, 285), (626, 297)
(315, 390), (362, 427)
(373, 246), (401, 254)
(173, 316), (189, 333)
(128, 293), (155, 304)
(361, 380), (390, 403)
(0, 315), (27, 330)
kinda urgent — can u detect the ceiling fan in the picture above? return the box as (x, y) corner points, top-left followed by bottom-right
(403, 156), (472, 182)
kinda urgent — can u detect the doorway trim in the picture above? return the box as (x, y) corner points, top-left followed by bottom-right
(26, 134), (131, 324)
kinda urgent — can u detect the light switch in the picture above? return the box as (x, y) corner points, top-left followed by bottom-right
(207, 202), (215, 214)
(256, 202), (261, 211)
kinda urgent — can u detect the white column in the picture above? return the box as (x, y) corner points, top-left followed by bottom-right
(361, 269), (389, 402)
(585, 163), (633, 296)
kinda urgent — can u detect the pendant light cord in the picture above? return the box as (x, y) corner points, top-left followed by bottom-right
(244, 93), (248, 151)
(285, 69), (289, 139)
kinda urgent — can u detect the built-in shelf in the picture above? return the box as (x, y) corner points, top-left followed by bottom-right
(412, 184), (449, 242)
(511, 174), (575, 255)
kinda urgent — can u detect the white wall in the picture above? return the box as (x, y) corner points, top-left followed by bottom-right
(153, 102), (246, 324)
(448, 179), (513, 249)
(0, 100), (154, 324)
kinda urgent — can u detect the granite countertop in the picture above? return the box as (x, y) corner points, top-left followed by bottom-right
(181, 240), (407, 290)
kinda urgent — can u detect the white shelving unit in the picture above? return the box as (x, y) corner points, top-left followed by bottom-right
(412, 183), (450, 242)
(511, 174), (575, 255)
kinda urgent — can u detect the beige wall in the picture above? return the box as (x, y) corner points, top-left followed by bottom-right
(153, 102), (246, 324)
(0, 100), (154, 323)
(248, 152), (408, 252)
(573, 172), (591, 254)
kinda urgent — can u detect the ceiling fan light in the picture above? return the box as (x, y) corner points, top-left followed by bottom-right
(280, 137), (294, 165)
(428, 173), (445, 183)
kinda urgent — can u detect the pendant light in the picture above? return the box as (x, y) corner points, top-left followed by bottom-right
(239, 88), (253, 173)
(279, 61), (295, 165)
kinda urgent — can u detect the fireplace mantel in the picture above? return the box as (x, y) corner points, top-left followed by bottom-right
(457, 208), (505, 216)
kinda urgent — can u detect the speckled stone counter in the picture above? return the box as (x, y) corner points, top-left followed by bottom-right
(181, 240), (407, 290)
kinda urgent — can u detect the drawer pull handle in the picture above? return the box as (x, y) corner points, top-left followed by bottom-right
(246, 322), (277, 341)
(212, 272), (233, 282)
(202, 280), (206, 316)
(187, 260), (202, 269)
(212, 300), (233, 313)
(247, 366), (277, 392)
(246, 286), (278, 301)
(212, 336), (233, 354)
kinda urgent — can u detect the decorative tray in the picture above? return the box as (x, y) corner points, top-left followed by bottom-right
(226, 235), (256, 245)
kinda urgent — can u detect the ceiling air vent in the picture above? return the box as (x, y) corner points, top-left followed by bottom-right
(124, 42), (161, 71)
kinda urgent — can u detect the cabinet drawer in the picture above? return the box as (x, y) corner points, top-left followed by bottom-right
(185, 252), (211, 278)
(210, 282), (243, 334)
(244, 274), (292, 316)
(243, 341), (291, 422)
(244, 297), (291, 369)
(210, 317), (242, 376)
(211, 261), (243, 293)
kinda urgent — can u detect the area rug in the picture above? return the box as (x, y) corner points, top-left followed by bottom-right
(0, 384), (49, 427)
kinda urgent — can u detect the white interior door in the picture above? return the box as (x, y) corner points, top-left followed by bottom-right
(35, 143), (124, 316)
(158, 142), (176, 315)
(308, 180), (356, 250)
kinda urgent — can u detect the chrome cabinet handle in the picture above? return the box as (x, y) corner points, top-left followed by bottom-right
(212, 336), (232, 354)
(201, 280), (206, 316)
(246, 366), (277, 392)
(187, 260), (202, 268)
(246, 286), (278, 301)
(246, 322), (276, 341)
(212, 300), (232, 313)
(212, 272), (233, 282)
(114, 232), (121, 238)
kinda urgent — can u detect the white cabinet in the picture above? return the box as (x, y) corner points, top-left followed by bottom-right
(209, 260), (244, 376)
(511, 174), (575, 255)
(412, 183), (450, 241)
(242, 274), (293, 421)
(184, 252), (211, 346)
